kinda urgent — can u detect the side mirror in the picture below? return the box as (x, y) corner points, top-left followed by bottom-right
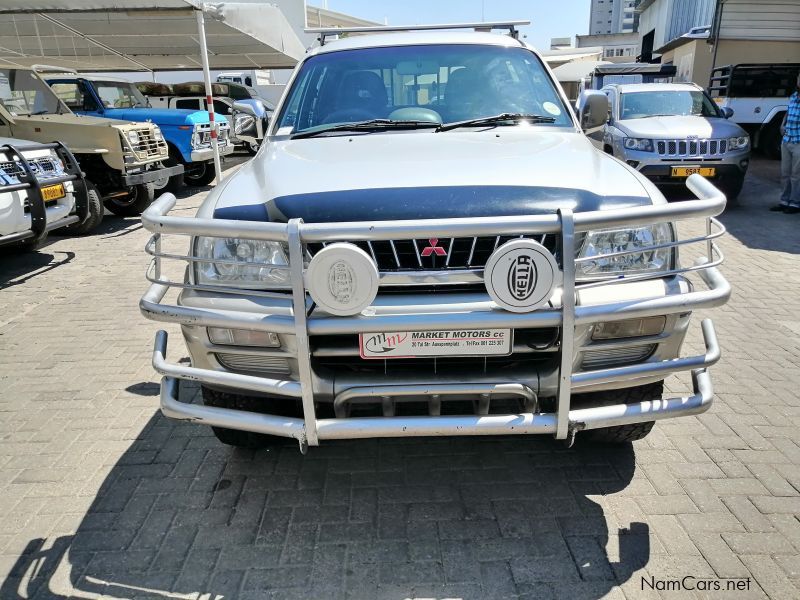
(577, 90), (609, 131)
(233, 99), (267, 118)
(722, 106), (734, 119)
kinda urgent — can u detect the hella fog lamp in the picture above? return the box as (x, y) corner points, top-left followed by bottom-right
(592, 316), (667, 340)
(306, 243), (379, 316)
(623, 138), (653, 152)
(208, 328), (280, 348)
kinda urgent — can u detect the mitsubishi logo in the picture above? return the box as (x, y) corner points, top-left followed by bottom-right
(421, 238), (447, 257)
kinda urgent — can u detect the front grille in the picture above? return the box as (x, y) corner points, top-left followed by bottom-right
(656, 139), (727, 158)
(0, 157), (64, 183)
(131, 128), (167, 159)
(307, 234), (559, 273)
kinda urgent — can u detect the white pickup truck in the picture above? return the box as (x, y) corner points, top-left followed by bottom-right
(709, 63), (800, 158)
(1, 137), (96, 251)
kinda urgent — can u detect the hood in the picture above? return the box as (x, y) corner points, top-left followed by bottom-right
(209, 129), (653, 223)
(13, 113), (134, 128)
(617, 115), (747, 139)
(101, 107), (223, 126)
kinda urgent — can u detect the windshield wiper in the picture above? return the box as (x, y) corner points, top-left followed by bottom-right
(436, 113), (556, 132)
(290, 119), (439, 139)
(30, 109), (51, 115)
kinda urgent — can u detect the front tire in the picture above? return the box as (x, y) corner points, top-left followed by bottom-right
(152, 151), (184, 194)
(63, 181), (103, 235)
(183, 160), (216, 187)
(576, 382), (663, 444)
(201, 386), (302, 449)
(104, 182), (155, 217)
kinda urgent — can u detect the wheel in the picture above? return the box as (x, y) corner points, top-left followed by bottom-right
(152, 150), (184, 194)
(183, 160), (216, 187)
(718, 174), (745, 205)
(104, 182), (155, 217)
(201, 386), (302, 448)
(577, 382), (663, 444)
(246, 141), (260, 155)
(63, 181), (103, 235)
(760, 118), (783, 159)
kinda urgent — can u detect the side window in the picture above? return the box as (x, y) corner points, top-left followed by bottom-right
(174, 98), (200, 110)
(49, 82), (87, 110)
(213, 99), (230, 115)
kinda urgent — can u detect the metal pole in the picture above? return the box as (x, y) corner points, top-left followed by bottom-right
(195, 9), (223, 185)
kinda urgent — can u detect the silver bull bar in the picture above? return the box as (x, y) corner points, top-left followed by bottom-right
(141, 174), (730, 449)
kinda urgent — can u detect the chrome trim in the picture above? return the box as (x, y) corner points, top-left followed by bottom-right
(556, 208), (575, 440)
(288, 219), (316, 447)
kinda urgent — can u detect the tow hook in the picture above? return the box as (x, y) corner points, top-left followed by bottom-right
(565, 422), (585, 448)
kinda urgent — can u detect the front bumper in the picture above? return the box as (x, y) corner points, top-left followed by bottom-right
(123, 164), (184, 186)
(140, 175), (730, 448)
(620, 146), (750, 186)
(0, 141), (88, 246)
(190, 143), (235, 162)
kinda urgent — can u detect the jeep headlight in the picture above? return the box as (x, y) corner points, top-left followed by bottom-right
(153, 126), (163, 141)
(194, 237), (290, 289)
(234, 113), (256, 136)
(727, 135), (749, 150)
(623, 138), (653, 152)
(127, 130), (140, 144)
(576, 223), (674, 281)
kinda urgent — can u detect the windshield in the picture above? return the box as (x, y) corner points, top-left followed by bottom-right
(275, 44), (571, 135)
(619, 90), (720, 119)
(0, 69), (65, 115)
(93, 81), (148, 109)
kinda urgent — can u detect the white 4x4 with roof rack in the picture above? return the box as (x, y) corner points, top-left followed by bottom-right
(140, 22), (730, 451)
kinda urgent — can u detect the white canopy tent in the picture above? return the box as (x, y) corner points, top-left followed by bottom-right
(0, 0), (308, 182)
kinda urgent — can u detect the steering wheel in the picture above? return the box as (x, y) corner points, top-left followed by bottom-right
(322, 108), (376, 124)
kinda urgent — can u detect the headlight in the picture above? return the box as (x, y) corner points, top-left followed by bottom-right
(623, 138), (653, 152)
(194, 237), (290, 289)
(234, 113), (256, 135)
(727, 135), (749, 150)
(153, 127), (163, 141)
(576, 223), (674, 281)
(127, 130), (140, 144)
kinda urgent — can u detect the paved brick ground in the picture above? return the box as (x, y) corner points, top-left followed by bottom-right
(0, 156), (799, 600)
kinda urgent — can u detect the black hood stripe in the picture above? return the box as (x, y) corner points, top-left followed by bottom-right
(213, 185), (649, 223)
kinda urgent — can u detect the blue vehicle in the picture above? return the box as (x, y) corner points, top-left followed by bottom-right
(46, 75), (234, 189)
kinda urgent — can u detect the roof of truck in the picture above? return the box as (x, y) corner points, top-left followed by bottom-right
(608, 82), (702, 93)
(308, 31), (528, 57)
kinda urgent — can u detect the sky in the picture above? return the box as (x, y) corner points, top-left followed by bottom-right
(319, 0), (593, 50)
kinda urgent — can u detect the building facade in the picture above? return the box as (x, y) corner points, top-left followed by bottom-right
(576, 32), (640, 62)
(590, 0), (640, 35)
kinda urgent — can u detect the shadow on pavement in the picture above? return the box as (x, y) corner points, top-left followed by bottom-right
(0, 403), (649, 599)
(0, 250), (75, 289)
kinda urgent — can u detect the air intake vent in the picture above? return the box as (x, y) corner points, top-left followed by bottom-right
(215, 354), (290, 374)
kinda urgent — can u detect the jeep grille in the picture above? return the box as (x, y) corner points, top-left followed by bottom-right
(656, 139), (727, 157)
(0, 156), (64, 182)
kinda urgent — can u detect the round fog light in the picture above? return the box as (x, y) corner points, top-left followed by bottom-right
(484, 239), (559, 313)
(306, 243), (379, 316)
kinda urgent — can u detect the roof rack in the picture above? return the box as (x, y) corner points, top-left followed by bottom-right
(305, 21), (530, 46)
(31, 64), (78, 74)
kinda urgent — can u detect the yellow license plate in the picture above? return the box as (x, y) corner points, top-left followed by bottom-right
(41, 183), (66, 201)
(671, 166), (715, 178)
